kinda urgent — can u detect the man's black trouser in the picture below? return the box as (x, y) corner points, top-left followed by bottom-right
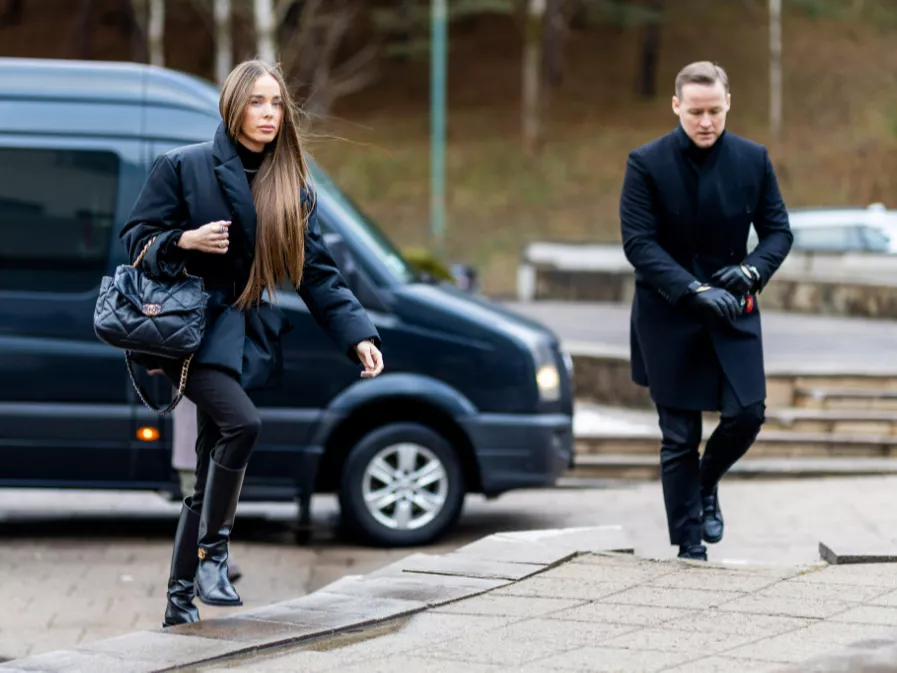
(656, 376), (765, 546)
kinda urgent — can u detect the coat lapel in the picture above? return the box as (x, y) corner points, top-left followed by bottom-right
(212, 123), (257, 255)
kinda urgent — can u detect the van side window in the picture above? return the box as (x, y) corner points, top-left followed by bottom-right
(0, 148), (119, 293)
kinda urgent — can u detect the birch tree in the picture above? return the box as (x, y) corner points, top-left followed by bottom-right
(214, 0), (232, 84)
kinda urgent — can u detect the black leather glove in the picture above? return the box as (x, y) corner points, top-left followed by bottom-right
(684, 284), (741, 321)
(711, 264), (758, 296)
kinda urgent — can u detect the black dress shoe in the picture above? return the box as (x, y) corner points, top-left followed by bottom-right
(702, 488), (724, 544)
(678, 544), (708, 561)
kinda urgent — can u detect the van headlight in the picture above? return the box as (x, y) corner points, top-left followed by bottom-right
(536, 363), (561, 401)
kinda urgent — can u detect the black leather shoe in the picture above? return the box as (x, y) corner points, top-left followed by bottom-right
(702, 488), (724, 544)
(196, 460), (246, 607)
(678, 544), (708, 561)
(162, 500), (201, 627)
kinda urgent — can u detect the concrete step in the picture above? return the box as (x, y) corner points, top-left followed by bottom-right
(573, 403), (897, 459)
(565, 454), (897, 482)
(765, 408), (897, 435)
(567, 348), (897, 410)
(794, 388), (897, 411)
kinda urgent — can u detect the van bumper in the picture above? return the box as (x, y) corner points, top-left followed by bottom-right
(460, 413), (573, 495)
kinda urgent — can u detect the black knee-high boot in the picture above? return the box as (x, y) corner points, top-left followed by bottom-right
(162, 499), (201, 627)
(195, 460), (246, 606)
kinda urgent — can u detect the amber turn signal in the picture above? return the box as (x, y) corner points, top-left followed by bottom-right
(137, 426), (160, 442)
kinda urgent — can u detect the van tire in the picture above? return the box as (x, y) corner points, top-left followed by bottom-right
(338, 422), (465, 547)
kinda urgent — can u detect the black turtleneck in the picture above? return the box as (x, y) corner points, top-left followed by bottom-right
(235, 141), (267, 186)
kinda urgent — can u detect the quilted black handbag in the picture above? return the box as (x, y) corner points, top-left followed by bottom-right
(94, 236), (209, 414)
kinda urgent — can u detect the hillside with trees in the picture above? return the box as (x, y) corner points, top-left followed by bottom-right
(3, 0), (897, 293)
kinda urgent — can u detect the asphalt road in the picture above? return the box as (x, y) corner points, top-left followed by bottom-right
(505, 300), (897, 374)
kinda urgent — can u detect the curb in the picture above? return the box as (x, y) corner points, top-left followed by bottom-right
(0, 525), (633, 673)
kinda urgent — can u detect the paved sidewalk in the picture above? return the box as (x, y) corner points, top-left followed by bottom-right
(7, 526), (897, 673)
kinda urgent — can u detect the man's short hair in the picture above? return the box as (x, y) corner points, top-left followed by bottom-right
(674, 61), (729, 99)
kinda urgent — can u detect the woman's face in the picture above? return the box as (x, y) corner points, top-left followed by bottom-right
(238, 73), (283, 152)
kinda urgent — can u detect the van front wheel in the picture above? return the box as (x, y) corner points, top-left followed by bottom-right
(338, 422), (465, 547)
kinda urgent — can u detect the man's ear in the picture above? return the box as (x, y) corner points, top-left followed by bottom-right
(672, 95), (680, 116)
(726, 92), (732, 110)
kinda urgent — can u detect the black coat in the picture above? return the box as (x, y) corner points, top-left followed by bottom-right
(120, 123), (380, 390)
(620, 126), (793, 411)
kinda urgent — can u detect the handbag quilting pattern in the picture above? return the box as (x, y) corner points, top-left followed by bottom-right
(93, 236), (209, 414)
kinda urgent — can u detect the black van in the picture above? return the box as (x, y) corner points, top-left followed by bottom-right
(0, 57), (574, 547)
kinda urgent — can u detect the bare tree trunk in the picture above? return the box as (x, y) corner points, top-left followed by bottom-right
(637, 0), (662, 99)
(254, 0), (277, 63)
(148, 0), (164, 66)
(214, 0), (232, 84)
(126, 0), (148, 62)
(522, 0), (546, 158)
(543, 0), (565, 86)
(769, 0), (782, 152)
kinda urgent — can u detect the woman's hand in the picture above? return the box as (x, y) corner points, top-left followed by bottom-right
(355, 340), (384, 378)
(178, 221), (231, 254)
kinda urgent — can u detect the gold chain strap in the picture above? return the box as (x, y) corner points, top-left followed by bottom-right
(132, 236), (158, 269)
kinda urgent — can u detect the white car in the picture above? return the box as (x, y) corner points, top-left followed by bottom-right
(748, 203), (897, 254)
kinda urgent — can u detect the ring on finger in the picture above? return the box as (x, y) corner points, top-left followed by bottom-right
(218, 224), (226, 233)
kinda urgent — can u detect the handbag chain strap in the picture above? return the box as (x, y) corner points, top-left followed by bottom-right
(132, 236), (159, 268)
(125, 352), (194, 415)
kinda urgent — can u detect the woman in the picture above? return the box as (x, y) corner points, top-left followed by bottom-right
(120, 60), (384, 628)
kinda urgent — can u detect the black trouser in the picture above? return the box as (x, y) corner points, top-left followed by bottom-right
(163, 364), (261, 507)
(656, 376), (765, 546)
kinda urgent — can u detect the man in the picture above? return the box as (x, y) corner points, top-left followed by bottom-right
(619, 61), (793, 561)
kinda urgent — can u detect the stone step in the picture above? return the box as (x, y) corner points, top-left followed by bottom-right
(568, 349), (897, 410)
(565, 454), (897, 482)
(575, 432), (897, 459)
(764, 408), (897, 435)
(794, 388), (897, 411)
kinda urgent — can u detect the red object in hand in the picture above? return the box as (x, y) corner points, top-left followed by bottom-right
(745, 296), (754, 313)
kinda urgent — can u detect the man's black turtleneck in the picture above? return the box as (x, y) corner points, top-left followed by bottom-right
(235, 141), (267, 187)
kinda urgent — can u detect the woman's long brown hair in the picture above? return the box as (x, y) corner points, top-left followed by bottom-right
(219, 60), (314, 309)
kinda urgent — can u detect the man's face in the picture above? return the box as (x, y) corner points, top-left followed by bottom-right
(672, 81), (731, 148)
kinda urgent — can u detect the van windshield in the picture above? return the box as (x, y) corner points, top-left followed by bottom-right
(310, 164), (417, 285)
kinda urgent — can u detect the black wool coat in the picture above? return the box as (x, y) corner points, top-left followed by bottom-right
(120, 122), (380, 390)
(620, 126), (793, 411)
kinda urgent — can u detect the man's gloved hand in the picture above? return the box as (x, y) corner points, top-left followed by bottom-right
(711, 264), (759, 296)
(684, 283), (741, 321)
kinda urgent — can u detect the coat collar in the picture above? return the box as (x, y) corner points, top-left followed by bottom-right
(674, 123), (727, 173)
(212, 122), (257, 254)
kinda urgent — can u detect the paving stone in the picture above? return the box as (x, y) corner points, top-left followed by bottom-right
(76, 631), (243, 666)
(829, 605), (897, 626)
(0, 649), (158, 673)
(493, 525), (634, 555)
(774, 640), (897, 673)
(663, 655), (784, 672)
(435, 594), (584, 618)
(394, 553), (549, 581)
(600, 626), (758, 655)
(793, 564), (897, 588)
(541, 559), (674, 584)
(797, 621), (897, 646)
(666, 610), (814, 638)
(310, 656), (505, 673)
(491, 577), (633, 600)
(719, 595), (853, 619)
(647, 569), (781, 593)
(550, 602), (699, 627)
(820, 541), (897, 565)
(318, 573), (504, 607)
(757, 580), (892, 604)
(726, 632), (852, 664)
(423, 629), (577, 667)
(494, 618), (638, 648)
(170, 616), (327, 644)
(520, 645), (690, 671)
(600, 586), (747, 610)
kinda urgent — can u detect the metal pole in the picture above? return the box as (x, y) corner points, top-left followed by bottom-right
(430, 0), (447, 252)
